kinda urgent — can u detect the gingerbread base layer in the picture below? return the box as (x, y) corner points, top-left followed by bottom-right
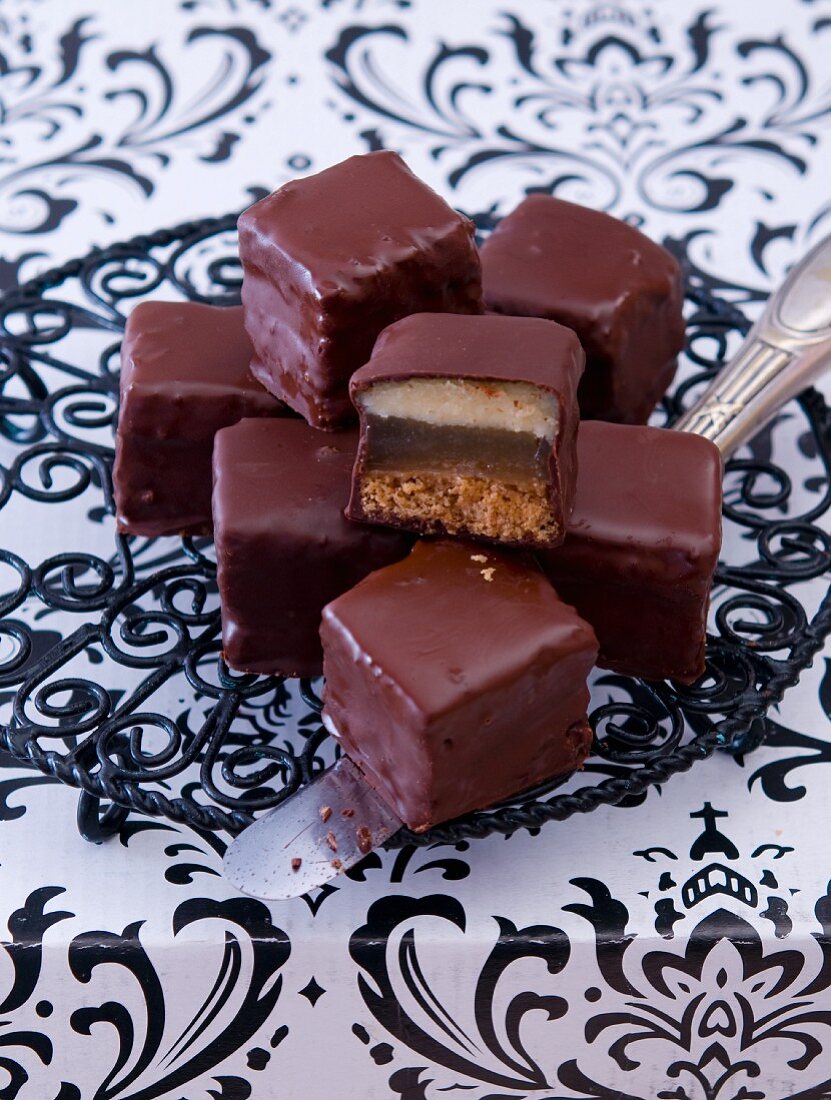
(356, 471), (562, 547)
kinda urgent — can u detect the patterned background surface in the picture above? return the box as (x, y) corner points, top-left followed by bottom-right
(0, 2), (829, 1097)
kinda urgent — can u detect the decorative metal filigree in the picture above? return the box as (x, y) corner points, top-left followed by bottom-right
(0, 215), (828, 846)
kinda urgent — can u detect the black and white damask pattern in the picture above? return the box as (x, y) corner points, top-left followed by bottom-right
(346, 803), (831, 1100)
(0, 2), (829, 1097)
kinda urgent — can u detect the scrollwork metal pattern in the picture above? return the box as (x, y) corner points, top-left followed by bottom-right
(0, 215), (828, 846)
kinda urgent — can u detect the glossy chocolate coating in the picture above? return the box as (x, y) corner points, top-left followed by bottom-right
(238, 151), (483, 429)
(540, 421), (723, 683)
(480, 195), (685, 424)
(114, 301), (284, 537)
(212, 418), (412, 677)
(321, 540), (597, 831)
(347, 312), (584, 546)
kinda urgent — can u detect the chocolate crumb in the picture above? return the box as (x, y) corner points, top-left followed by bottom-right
(480, 567), (495, 582)
(341, 807), (355, 818)
(331, 858), (343, 870)
(291, 857), (302, 872)
(326, 831), (338, 852)
(356, 825), (373, 854)
(320, 805), (332, 823)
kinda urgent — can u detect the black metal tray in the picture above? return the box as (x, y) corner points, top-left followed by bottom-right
(0, 213), (829, 847)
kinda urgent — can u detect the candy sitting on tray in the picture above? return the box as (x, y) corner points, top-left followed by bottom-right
(347, 312), (583, 548)
(111, 151), (722, 833)
(480, 195), (685, 425)
(212, 419), (412, 678)
(237, 150), (483, 429)
(540, 422), (723, 685)
(321, 540), (598, 832)
(113, 302), (285, 538)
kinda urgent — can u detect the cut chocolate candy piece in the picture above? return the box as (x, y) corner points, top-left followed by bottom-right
(347, 313), (584, 548)
(238, 150), (483, 430)
(321, 540), (598, 832)
(114, 302), (285, 538)
(212, 418), (412, 677)
(539, 421), (723, 684)
(480, 195), (685, 425)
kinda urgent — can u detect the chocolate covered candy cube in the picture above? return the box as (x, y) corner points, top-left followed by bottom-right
(114, 302), (284, 538)
(540, 421), (722, 684)
(480, 195), (685, 425)
(238, 151), (483, 430)
(212, 418), (412, 677)
(347, 313), (584, 548)
(321, 540), (598, 832)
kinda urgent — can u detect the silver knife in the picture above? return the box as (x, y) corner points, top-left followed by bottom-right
(225, 229), (831, 900)
(224, 754), (403, 899)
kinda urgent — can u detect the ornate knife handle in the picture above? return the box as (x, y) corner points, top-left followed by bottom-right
(674, 231), (831, 456)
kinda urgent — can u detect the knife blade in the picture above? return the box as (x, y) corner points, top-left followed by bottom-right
(223, 754), (403, 900)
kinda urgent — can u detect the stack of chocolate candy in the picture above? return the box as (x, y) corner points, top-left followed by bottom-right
(114, 150), (722, 834)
